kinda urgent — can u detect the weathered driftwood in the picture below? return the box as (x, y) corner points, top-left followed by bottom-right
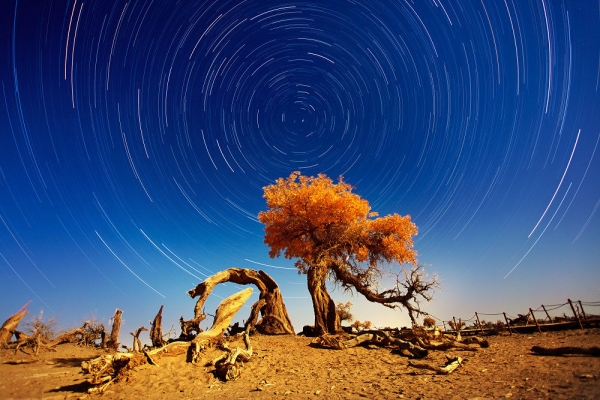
(106, 309), (122, 350)
(211, 327), (253, 381)
(0, 301), (30, 346)
(81, 288), (254, 393)
(408, 356), (463, 374)
(150, 305), (165, 348)
(188, 268), (294, 335)
(81, 352), (148, 393)
(531, 345), (600, 357)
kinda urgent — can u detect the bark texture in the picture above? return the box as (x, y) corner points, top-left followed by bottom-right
(307, 264), (340, 336)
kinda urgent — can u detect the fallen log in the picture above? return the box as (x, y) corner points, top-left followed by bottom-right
(312, 330), (429, 358)
(531, 346), (600, 357)
(408, 356), (463, 375)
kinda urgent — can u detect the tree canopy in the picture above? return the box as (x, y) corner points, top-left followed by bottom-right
(258, 172), (436, 335)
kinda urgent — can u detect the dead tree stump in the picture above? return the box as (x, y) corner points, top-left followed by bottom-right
(150, 305), (165, 348)
(107, 309), (122, 350)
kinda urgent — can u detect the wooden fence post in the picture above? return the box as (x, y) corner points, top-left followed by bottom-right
(503, 312), (513, 335)
(578, 301), (588, 322)
(541, 305), (553, 323)
(529, 308), (541, 333)
(475, 312), (484, 333)
(567, 299), (584, 330)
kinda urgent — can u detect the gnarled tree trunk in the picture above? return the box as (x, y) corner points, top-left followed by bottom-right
(187, 268), (294, 335)
(308, 264), (340, 335)
(0, 301), (30, 346)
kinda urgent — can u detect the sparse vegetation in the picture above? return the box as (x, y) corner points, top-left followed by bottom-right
(350, 320), (372, 331)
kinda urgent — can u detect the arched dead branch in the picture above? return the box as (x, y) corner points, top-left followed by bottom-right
(187, 268), (294, 335)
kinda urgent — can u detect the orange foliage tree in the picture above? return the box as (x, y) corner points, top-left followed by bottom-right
(258, 172), (437, 335)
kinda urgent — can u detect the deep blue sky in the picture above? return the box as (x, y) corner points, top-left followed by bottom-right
(0, 0), (598, 336)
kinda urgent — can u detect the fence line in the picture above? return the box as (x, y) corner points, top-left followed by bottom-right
(432, 298), (600, 334)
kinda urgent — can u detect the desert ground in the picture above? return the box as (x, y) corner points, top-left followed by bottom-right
(1, 328), (599, 399)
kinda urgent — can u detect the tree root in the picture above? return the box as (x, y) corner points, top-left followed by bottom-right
(211, 327), (253, 381)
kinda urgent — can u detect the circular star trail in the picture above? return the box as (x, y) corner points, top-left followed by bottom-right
(0, 0), (598, 330)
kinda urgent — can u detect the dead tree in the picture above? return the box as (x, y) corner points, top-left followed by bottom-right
(0, 301), (31, 347)
(130, 327), (148, 352)
(150, 305), (165, 348)
(106, 309), (122, 350)
(187, 268), (294, 335)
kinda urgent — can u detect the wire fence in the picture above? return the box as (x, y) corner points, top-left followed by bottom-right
(431, 298), (600, 335)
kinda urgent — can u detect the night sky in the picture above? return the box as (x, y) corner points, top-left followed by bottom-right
(1, 0), (599, 334)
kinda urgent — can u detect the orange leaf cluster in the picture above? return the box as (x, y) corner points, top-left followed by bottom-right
(258, 172), (418, 277)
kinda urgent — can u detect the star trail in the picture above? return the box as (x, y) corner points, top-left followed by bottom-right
(0, 0), (598, 331)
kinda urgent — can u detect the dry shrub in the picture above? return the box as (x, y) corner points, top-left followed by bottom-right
(351, 320), (372, 331)
(448, 320), (464, 331)
(25, 310), (57, 342)
(336, 301), (354, 323)
(82, 318), (106, 347)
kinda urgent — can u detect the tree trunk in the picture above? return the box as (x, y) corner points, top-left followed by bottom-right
(150, 305), (165, 348)
(188, 268), (294, 335)
(307, 264), (340, 335)
(0, 301), (30, 346)
(107, 309), (122, 350)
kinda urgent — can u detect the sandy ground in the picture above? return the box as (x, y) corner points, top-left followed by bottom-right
(1, 328), (599, 399)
